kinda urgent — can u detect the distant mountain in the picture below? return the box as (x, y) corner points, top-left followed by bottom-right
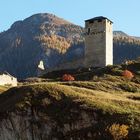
(131, 36), (140, 40)
(113, 32), (140, 64)
(0, 13), (140, 79)
(113, 31), (128, 37)
(0, 13), (84, 79)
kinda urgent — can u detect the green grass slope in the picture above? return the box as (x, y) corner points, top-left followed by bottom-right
(1, 61), (140, 139)
(0, 79), (140, 139)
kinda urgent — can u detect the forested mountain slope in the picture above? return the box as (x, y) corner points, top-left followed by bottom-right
(0, 13), (140, 79)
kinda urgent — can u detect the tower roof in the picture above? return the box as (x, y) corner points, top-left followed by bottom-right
(85, 16), (113, 23)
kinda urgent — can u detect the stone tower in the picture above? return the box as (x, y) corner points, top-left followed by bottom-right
(84, 16), (113, 67)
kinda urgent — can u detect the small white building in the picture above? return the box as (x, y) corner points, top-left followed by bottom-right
(37, 60), (46, 77)
(0, 72), (17, 87)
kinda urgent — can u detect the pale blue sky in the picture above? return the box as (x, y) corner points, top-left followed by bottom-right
(0, 0), (140, 36)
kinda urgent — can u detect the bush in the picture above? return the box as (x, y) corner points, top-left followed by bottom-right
(107, 123), (129, 140)
(62, 74), (75, 81)
(122, 70), (134, 80)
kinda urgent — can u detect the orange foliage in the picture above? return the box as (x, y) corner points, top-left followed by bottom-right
(122, 70), (134, 79)
(108, 124), (129, 140)
(62, 74), (75, 81)
(36, 35), (70, 54)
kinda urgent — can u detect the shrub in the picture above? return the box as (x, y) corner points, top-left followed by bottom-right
(122, 70), (134, 80)
(92, 75), (99, 81)
(107, 124), (129, 140)
(62, 74), (75, 81)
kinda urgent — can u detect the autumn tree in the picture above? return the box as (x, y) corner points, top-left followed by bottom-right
(122, 70), (134, 80)
(62, 74), (75, 81)
(107, 124), (129, 140)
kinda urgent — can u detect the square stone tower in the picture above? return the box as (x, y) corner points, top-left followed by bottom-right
(84, 16), (113, 67)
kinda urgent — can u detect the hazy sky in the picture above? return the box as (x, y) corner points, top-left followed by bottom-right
(0, 0), (140, 36)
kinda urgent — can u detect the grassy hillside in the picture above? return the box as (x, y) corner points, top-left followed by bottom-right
(1, 61), (140, 139)
(1, 75), (140, 139)
(1, 81), (140, 115)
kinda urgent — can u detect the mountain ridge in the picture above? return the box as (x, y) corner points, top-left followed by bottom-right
(0, 13), (140, 79)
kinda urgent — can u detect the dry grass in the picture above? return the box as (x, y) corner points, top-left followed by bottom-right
(54, 83), (140, 114)
(5, 81), (139, 117)
(0, 81), (140, 138)
(0, 86), (9, 94)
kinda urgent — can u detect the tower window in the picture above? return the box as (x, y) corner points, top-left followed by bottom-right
(87, 28), (90, 35)
(98, 19), (102, 22)
(89, 21), (94, 24)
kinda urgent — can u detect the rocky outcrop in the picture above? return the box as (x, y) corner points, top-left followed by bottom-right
(0, 110), (99, 140)
(0, 84), (103, 140)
